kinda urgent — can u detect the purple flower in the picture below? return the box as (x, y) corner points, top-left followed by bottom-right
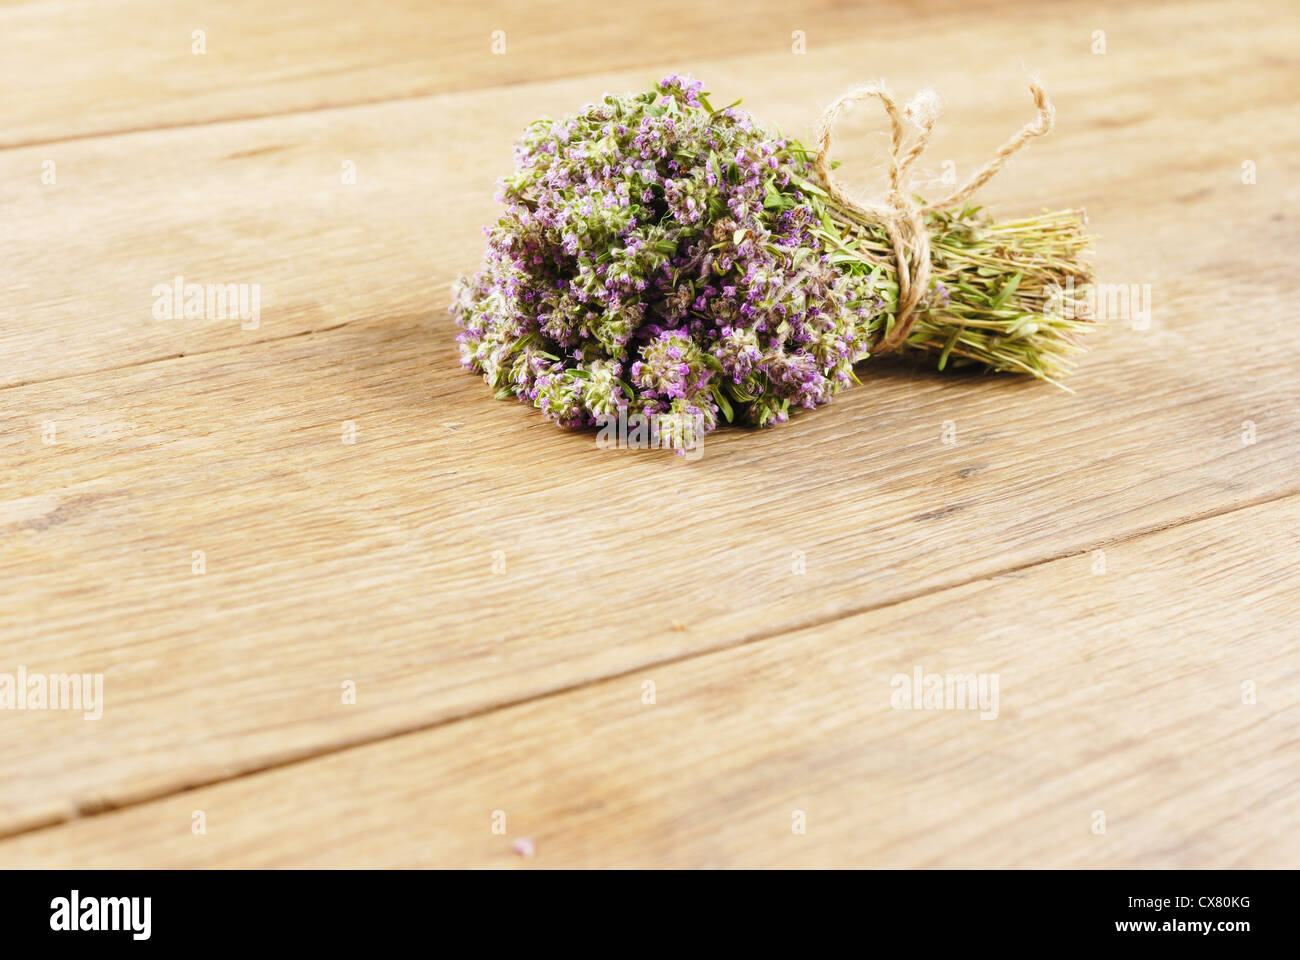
(449, 76), (887, 437)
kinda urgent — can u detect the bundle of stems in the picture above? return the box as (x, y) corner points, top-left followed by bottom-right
(453, 74), (1097, 441)
(793, 170), (1095, 386)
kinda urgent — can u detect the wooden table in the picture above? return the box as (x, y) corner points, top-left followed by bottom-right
(2, 0), (1297, 868)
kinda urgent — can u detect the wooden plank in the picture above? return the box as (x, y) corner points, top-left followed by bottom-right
(0, 0), (1016, 149)
(3, 0), (1292, 389)
(1, 263), (1296, 838)
(1, 0), (1299, 838)
(3, 495), (1295, 867)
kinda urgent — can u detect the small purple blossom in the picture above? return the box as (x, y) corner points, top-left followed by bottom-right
(450, 76), (888, 434)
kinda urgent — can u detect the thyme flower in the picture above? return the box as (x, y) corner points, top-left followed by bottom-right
(452, 75), (1093, 438)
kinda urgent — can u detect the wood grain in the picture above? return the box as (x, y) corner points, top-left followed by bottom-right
(0, 0), (1022, 148)
(5, 0), (1290, 388)
(2, 495), (1294, 867)
(1, 0), (1298, 865)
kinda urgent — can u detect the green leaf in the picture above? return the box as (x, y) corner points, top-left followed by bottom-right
(990, 272), (1022, 310)
(937, 326), (963, 371)
(712, 384), (734, 423)
(792, 176), (830, 199)
(819, 207), (840, 238)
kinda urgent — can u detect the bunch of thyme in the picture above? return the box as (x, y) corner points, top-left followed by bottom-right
(451, 75), (1094, 440)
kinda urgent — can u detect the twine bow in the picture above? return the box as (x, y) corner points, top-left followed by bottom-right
(813, 80), (1056, 354)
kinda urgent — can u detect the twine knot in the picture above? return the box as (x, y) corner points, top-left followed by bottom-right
(813, 79), (1056, 354)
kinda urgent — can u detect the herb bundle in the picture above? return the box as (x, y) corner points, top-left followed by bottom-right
(451, 75), (1094, 441)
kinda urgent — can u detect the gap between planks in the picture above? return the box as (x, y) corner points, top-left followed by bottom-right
(0, 320), (355, 393)
(1, 485), (1293, 846)
(0, 0), (1088, 153)
(2, 8), (1291, 392)
(5, 0), (1294, 853)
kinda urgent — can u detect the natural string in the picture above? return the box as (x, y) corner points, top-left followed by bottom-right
(813, 80), (1056, 354)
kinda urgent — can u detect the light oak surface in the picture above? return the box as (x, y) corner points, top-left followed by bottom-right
(3, 497), (1296, 867)
(1, 0), (1297, 866)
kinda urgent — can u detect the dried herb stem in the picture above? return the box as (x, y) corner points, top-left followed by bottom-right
(816, 195), (1096, 386)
